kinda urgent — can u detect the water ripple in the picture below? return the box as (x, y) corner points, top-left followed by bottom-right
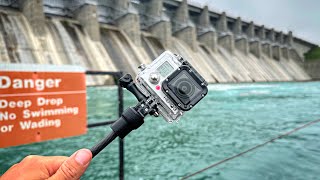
(0, 82), (320, 179)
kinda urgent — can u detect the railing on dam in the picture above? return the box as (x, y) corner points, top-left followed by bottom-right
(86, 70), (125, 180)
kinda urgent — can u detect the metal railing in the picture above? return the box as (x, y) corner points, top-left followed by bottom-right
(85, 70), (124, 180)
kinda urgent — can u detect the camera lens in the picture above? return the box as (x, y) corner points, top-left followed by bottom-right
(167, 71), (202, 105)
(161, 63), (208, 111)
(175, 78), (195, 100)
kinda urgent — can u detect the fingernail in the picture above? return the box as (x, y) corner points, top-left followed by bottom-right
(75, 149), (92, 166)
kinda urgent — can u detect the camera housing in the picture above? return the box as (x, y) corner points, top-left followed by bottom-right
(135, 51), (208, 122)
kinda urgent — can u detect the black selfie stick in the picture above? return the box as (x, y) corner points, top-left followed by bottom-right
(90, 74), (157, 158)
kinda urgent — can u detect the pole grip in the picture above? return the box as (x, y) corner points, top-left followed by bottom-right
(111, 107), (145, 139)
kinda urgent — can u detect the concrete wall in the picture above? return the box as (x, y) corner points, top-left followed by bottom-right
(293, 41), (313, 61)
(18, 0), (46, 36)
(303, 61), (320, 80)
(75, 4), (100, 41)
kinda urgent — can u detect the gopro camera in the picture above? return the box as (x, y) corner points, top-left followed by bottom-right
(135, 51), (208, 123)
(90, 51), (209, 157)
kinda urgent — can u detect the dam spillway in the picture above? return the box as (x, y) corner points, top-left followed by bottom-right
(0, 0), (314, 85)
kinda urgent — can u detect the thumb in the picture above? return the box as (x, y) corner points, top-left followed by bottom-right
(49, 149), (92, 180)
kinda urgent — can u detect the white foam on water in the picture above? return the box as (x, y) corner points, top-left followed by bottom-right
(208, 84), (278, 91)
(239, 90), (272, 96)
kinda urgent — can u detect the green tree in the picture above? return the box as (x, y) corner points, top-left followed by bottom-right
(304, 46), (320, 61)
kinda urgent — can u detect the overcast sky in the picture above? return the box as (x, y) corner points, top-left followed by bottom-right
(190, 0), (320, 45)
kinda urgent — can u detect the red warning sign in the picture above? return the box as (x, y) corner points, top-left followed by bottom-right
(0, 64), (87, 148)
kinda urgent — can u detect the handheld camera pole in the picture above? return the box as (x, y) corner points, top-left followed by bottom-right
(90, 74), (157, 157)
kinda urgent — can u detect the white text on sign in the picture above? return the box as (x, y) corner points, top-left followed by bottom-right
(0, 76), (62, 91)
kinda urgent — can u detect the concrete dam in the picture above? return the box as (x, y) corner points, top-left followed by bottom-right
(0, 0), (314, 85)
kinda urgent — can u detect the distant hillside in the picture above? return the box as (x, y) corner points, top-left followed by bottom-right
(305, 46), (320, 61)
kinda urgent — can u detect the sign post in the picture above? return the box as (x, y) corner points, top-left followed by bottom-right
(0, 64), (87, 148)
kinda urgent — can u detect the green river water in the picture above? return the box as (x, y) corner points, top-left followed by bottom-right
(1, 82), (320, 180)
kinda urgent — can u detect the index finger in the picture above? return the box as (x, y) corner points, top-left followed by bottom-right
(41, 156), (68, 176)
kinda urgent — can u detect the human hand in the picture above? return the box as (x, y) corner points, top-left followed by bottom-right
(0, 149), (92, 180)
